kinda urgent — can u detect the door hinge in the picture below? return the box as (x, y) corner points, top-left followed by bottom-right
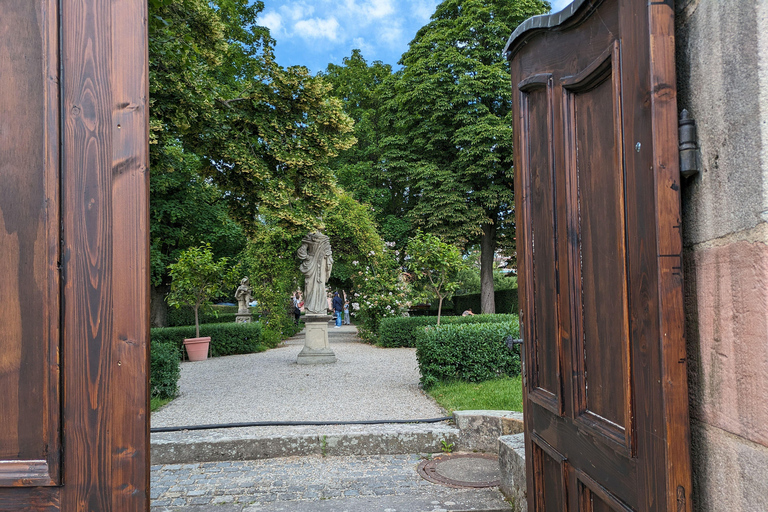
(679, 109), (700, 179)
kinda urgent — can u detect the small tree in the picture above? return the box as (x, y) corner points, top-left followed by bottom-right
(406, 232), (465, 325)
(167, 244), (230, 338)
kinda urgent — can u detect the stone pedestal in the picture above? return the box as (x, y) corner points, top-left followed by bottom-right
(236, 312), (252, 323)
(297, 314), (336, 364)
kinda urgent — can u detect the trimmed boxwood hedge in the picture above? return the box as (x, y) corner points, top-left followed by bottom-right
(379, 313), (518, 348)
(415, 319), (520, 389)
(167, 306), (256, 327)
(450, 288), (519, 316)
(150, 321), (264, 358)
(150, 340), (181, 399)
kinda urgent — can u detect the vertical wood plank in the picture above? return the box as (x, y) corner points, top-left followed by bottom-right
(60, 0), (115, 508)
(110, 0), (150, 507)
(43, 0), (63, 485)
(648, 1), (694, 510)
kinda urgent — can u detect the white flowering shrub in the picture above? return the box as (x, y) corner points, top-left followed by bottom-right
(350, 244), (413, 342)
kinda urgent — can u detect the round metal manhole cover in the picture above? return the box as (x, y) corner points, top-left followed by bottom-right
(417, 453), (500, 489)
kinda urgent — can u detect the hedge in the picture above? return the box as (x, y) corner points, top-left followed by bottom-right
(450, 288), (518, 316)
(150, 340), (181, 399)
(167, 305), (256, 327)
(415, 319), (521, 388)
(379, 313), (518, 348)
(150, 322), (264, 358)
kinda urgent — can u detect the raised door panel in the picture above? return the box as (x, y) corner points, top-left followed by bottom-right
(0, 0), (61, 487)
(520, 75), (562, 415)
(563, 42), (633, 451)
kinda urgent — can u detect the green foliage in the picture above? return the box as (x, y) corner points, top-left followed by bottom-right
(406, 232), (466, 324)
(166, 307), (250, 327)
(150, 322), (265, 356)
(234, 223), (303, 342)
(150, 341), (181, 399)
(415, 320), (521, 388)
(378, 0), (549, 308)
(321, 50), (414, 253)
(166, 244), (233, 337)
(150, 397), (174, 412)
(350, 243), (412, 342)
(148, 0), (356, 301)
(453, 289), (519, 316)
(427, 376), (523, 413)
(379, 313), (518, 348)
(323, 190), (385, 291)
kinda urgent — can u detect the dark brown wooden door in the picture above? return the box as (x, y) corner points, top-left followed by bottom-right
(506, 1), (692, 510)
(0, 0), (149, 509)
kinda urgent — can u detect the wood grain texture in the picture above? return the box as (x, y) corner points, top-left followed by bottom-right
(109, 0), (151, 508)
(647, 2), (693, 510)
(0, 0), (147, 507)
(508, 0), (691, 509)
(59, 0), (150, 509)
(0, 0), (61, 488)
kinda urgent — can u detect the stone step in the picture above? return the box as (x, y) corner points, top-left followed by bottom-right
(151, 423), (461, 465)
(151, 411), (524, 465)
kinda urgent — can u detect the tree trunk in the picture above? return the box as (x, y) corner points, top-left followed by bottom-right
(437, 296), (443, 326)
(480, 219), (496, 314)
(150, 283), (170, 327)
(194, 306), (200, 338)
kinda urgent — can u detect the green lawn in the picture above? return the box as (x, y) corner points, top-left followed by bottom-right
(150, 397), (174, 412)
(426, 375), (523, 414)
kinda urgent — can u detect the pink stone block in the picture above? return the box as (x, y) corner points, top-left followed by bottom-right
(686, 240), (768, 447)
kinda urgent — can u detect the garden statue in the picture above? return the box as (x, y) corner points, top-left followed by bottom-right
(297, 232), (333, 315)
(234, 277), (253, 315)
(296, 231), (336, 364)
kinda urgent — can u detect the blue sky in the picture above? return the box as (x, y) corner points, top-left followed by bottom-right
(260, 0), (574, 75)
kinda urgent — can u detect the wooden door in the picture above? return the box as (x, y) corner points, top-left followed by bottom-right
(0, 0), (149, 509)
(505, 0), (692, 510)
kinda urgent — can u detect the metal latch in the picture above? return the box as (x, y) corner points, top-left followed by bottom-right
(505, 336), (523, 350)
(679, 109), (701, 179)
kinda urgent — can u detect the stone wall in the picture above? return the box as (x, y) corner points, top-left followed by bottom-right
(675, 0), (768, 509)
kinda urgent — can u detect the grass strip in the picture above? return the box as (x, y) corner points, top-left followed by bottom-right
(426, 376), (523, 414)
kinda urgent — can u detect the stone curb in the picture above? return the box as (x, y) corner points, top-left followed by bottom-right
(151, 425), (461, 464)
(151, 410), (524, 465)
(498, 432), (526, 512)
(453, 410), (525, 453)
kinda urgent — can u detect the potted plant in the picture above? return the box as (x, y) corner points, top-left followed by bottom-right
(167, 243), (230, 361)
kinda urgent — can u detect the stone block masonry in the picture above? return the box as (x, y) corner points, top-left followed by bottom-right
(676, 0), (768, 509)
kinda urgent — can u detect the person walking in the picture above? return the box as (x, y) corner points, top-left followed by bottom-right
(332, 291), (343, 328)
(343, 300), (351, 325)
(292, 292), (302, 325)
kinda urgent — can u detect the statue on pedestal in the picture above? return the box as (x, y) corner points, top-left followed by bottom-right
(296, 231), (336, 364)
(234, 277), (253, 323)
(297, 232), (333, 315)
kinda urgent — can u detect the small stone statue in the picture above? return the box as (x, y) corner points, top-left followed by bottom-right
(297, 232), (333, 315)
(234, 277), (253, 315)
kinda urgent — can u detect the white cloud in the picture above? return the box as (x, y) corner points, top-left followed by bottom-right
(376, 20), (404, 45)
(412, 0), (439, 22)
(281, 3), (315, 21)
(294, 17), (341, 41)
(260, 11), (283, 34)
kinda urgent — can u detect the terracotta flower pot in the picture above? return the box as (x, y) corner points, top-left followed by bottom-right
(183, 337), (210, 361)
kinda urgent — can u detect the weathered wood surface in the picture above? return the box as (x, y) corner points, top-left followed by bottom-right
(0, 0), (149, 508)
(507, 0), (692, 510)
(0, 0), (60, 489)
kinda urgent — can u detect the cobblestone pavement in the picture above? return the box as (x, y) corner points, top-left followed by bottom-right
(151, 454), (511, 511)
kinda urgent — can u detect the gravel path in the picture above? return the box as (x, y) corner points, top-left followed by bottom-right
(151, 325), (446, 428)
